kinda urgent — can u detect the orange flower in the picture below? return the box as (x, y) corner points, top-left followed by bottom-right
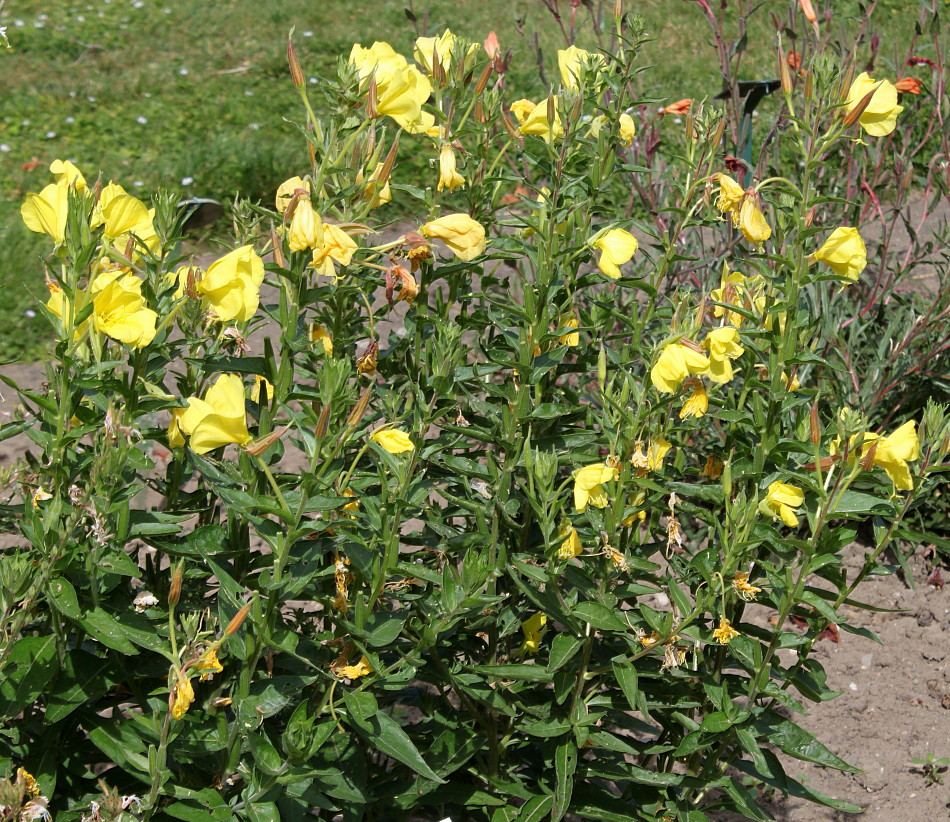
(895, 77), (923, 95)
(661, 98), (692, 116)
(786, 50), (802, 73)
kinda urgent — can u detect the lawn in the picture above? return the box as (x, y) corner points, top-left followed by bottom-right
(0, 0), (913, 360)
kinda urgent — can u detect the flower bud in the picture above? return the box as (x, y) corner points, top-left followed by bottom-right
(779, 44), (792, 94)
(798, 0), (816, 23)
(810, 402), (820, 445)
(474, 61), (493, 96)
(860, 439), (878, 472)
(287, 39), (305, 90)
(346, 386), (373, 429)
(366, 76), (378, 119)
(226, 603), (251, 636)
(315, 404), (331, 439)
(842, 85), (877, 128)
(244, 426), (286, 456)
(168, 564), (183, 607)
(501, 107), (521, 140)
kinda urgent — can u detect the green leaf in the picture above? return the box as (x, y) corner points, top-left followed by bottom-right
(552, 738), (577, 821)
(345, 704), (444, 784)
(0, 635), (58, 716)
(611, 660), (639, 712)
(758, 714), (860, 772)
(573, 601), (629, 632)
(518, 794), (554, 821)
(470, 664), (553, 682)
(548, 635), (583, 672)
(45, 650), (115, 724)
(248, 731), (284, 777)
(831, 490), (893, 515)
(77, 608), (138, 655)
(699, 711), (732, 733)
(48, 576), (82, 619)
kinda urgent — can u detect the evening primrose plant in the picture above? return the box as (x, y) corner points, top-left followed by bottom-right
(1, 6), (948, 822)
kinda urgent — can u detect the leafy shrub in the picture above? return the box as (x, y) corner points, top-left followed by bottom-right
(1, 5), (949, 822)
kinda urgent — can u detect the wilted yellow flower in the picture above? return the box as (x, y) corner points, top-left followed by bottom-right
(32, 487), (53, 508)
(573, 462), (617, 512)
(90, 271), (158, 349)
(715, 174), (744, 215)
(16, 768), (41, 798)
(639, 631), (661, 648)
(171, 676), (195, 720)
(338, 655), (372, 680)
(198, 245), (265, 322)
(510, 98), (537, 124)
(679, 378), (708, 419)
(811, 226), (867, 282)
(737, 197), (771, 243)
(312, 224), (358, 279)
(712, 617), (739, 645)
(759, 481), (804, 527)
(782, 371), (801, 391)
(701, 454), (724, 480)
(357, 162), (392, 209)
(702, 327), (745, 384)
(276, 175), (310, 214)
(437, 145), (466, 192)
(732, 572), (761, 601)
(557, 44), (603, 90)
(651, 343), (710, 393)
(591, 228), (638, 278)
(647, 437), (672, 471)
(414, 29), (455, 75)
(421, 213), (486, 261)
(558, 313), (580, 347)
(250, 375), (273, 404)
(310, 324), (334, 355)
(21, 180), (69, 244)
(50, 158), (87, 192)
(852, 419), (919, 491)
(846, 72), (903, 137)
(618, 112), (636, 146)
(516, 97), (564, 142)
(168, 408), (186, 449)
(195, 647), (223, 681)
(557, 525), (583, 559)
(710, 269), (761, 328)
(371, 427), (415, 454)
(179, 374), (253, 455)
(520, 613), (547, 655)
(288, 198), (322, 251)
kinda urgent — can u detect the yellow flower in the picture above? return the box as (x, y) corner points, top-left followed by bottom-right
(17, 768), (41, 798)
(288, 198), (322, 251)
(711, 617), (739, 645)
(195, 647), (223, 681)
(732, 572), (761, 601)
(715, 174), (744, 215)
(437, 145), (466, 192)
(557, 525), (583, 559)
(50, 158), (87, 192)
(558, 314), (580, 347)
(782, 371), (801, 391)
(846, 72), (903, 137)
(90, 271), (158, 348)
(573, 462), (617, 512)
(179, 374), (253, 455)
(171, 676), (195, 720)
(520, 613), (547, 655)
(517, 97), (564, 142)
(710, 269), (760, 328)
(342, 488), (360, 517)
(853, 420), (919, 491)
(591, 228), (638, 278)
(21, 180), (69, 244)
(639, 631), (661, 648)
(701, 454), (724, 480)
(310, 324), (334, 355)
(618, 112), (636, 146)
(32, 487), (53, 508)
(276, 175), (310, 215)
(338, 655), (373, 680)
(737, 197), (771, 243)
(312, 224), (358, 279)
(421, 214), (486, 261)
(679, 378), (708, 419)
(557, 44), (603, 90)
(100, 192), (150, 240)
(350, 41), (434, 133)
(702, 327), (744, 384)
(811, 226), (867, 282)
(250, 375), (273, 404)
(357, 163), (391, 209)
(650, 343), (710, 393)
(414, 29), (455, 75)
(759, 481), (804, 527)
(371, 427), (415, 454)
(198, 245), (265, 322)
(90, 182), (127, 228)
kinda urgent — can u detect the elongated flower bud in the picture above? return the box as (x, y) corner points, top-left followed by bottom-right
(226, 603), (251, 636)
(810, 402), (820, 445)
(843, 85), (877, 127)
(779, 43), (792, 94)
(474, 61), (493, 96)
(168, 564), (183, 607)
(287, 39), (305, 90)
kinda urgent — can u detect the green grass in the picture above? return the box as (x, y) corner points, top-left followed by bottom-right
(0, 0), (921, 361)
